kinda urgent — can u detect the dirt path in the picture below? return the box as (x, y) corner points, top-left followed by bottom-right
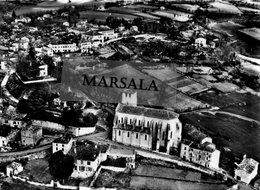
(201, 110), (260, 126)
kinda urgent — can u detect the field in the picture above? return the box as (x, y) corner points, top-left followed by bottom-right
(108, 6), (160, 19)
(151, 11), (190, 22)
(196, 91), (260, 122)
(180, 112), (260, 162)
(142, 67), (208, 96)
(208, 1), (242, 15)
(133, 165), (202, 181)
(19, 159), (52, 183)
(94, 169), (130, 188)
(79, 10), (138, 22)
(130, 176), (227, 190)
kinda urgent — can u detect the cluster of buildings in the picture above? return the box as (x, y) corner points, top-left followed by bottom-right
(51, 135), (136, 179)
(112, 91), (259, 185)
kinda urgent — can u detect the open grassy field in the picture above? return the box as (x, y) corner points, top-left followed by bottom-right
(79, 10), (138, 22)
(133, 165), (202, 181)
(196, 91), (260, 122)
(19, 159), (52, 183)
(130, 176), (227, 190)
(95, 169), (130, 188)
(180, 111), (260, 162)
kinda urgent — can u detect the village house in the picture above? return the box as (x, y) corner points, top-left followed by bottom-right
(195, 37), (207, 47)
(112, 91), (182, 154)
(0, 61), (8, 73)
(82, 31), (104, 47)
(130, 26), (139, 33)
(43, 46), (54, 57)
(19, 36), (30, 51)
(63, 21), (70, 27)
(76, 20), (88, 29)
(98, 29), (118, 41)
(48, 43), (78, 53)
(0, 126), (19, 147)
(15, 17), (31, 24)
(52, 135), (75, 155)
(234, 155), (259, 184)
(108, 145), (136, 169)
(180, 139), (220, 169)
(70, 143), (108, 178)
(183, 124), (212, 144)
(6, 162), (23, 177)
(1, 118), (23, 128)
(80, 42), (92, 53)
(21, 125), (42, 146)
(38, 64), (48, 78)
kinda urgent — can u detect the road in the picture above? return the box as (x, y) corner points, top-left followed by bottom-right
(82, 133), (236, 183)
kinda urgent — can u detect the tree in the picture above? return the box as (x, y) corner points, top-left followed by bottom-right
(49, 151), (74, 183)
(12, 10), (16, 18)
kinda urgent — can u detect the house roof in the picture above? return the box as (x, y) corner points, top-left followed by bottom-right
(182, 139), (216, 153)
(183, 124), (210, 143)
(237, 157), (259, 174)
(21, 125), (41, 133)
(69, 143), (108, 161)
(116, 103), (178, 120)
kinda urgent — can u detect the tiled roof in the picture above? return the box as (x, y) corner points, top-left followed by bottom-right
(182, 139), (216, 153)
(184, 124), (210, 143)
(116, 103), (178, 120)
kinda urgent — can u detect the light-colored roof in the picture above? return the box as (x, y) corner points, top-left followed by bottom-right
(7, 162), (22, 169)
(237, 157), (259, 174)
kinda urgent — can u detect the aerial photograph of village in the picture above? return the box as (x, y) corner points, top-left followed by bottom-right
(0, 0), (260, 189)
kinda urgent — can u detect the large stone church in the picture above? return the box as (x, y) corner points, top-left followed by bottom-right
(112, 90), (182, 154)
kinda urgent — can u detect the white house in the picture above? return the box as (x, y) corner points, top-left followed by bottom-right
(42, 46), (54, 57)
(70, 143), (103, 178)
(180, 139), (220, 169)
(108, 145), (136, 169)
(38, 64), (48, 77)
(98, 29), (118, 41)
(10, 42), (19, 52)
(0, 61), (8, 72)
(80, 42), (92, 53)
(63, 21), (70, 27)
(15, 17), (31, 23)
(6, 162), (23, 177)
(195, 37), (207, 47)
(130, 26), (139, 33)
(1, 118), (23, 128)
(48, 43), (78, 53)
(235, 155), (259, 184)
(71, 126), (96, 137)
(52, 135), (75, 155)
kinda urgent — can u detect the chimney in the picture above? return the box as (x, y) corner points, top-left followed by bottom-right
(243, 154), (247, 160)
